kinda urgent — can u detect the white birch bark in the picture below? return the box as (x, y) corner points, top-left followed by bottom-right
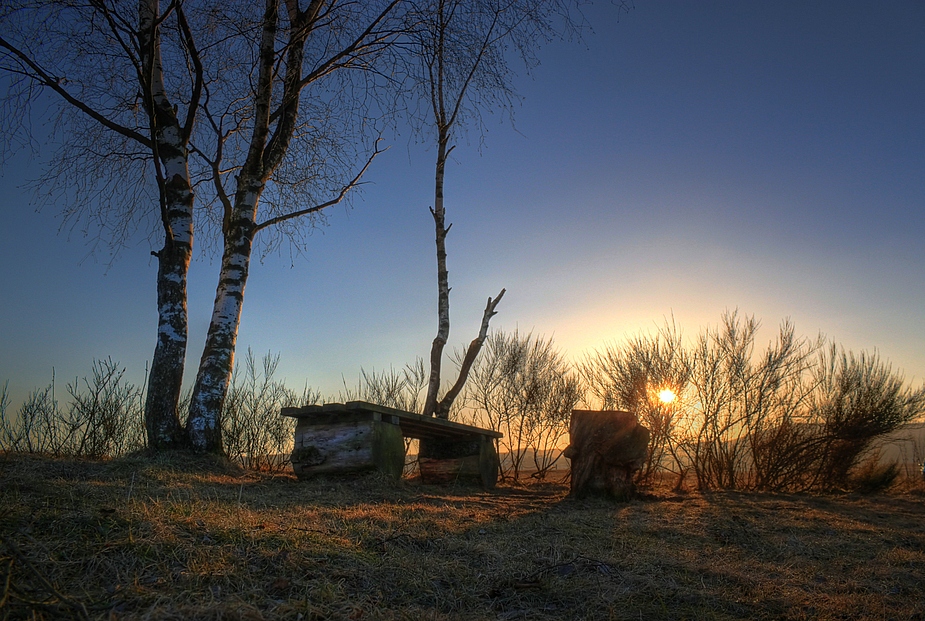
(2, 0), (395, 454)
(187, 205), (256, 452)
(423, 136), (452, 418)
(186, 0), (280, 453)
(139, 0), (196, 449)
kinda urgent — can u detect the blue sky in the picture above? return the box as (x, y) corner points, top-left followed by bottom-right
(2, 0), (923, 406)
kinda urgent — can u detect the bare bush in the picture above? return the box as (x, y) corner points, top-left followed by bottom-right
(0, 360), (145, 458)
(809, 345), (925, 489)
(466, 330), (580, 480)
(221, 350), (320, 472)
(581, 311), (924, 492)
(579, 319), (691, 485)
(62, 359), (146, 458)
(683, 313), (822, 491)
(340, 360), (428, 413)
(0, 351), (325, 471)
(0, 380), (62, 454)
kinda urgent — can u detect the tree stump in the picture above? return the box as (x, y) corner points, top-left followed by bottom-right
(564, 410), (650, 500)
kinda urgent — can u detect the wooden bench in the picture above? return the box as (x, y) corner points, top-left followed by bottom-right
(282, 401), (502, 487)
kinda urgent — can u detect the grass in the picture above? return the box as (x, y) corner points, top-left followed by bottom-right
(1, 454), (924, 620)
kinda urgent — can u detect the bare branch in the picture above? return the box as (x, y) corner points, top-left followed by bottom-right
(175, 1), (204, 143)
(253, 140), (385, 232)
(296, 0), (402, 91)
(0, 36), (151, 148)
(434, 288), (506, 418)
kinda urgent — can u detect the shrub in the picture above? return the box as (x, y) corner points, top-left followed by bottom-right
(221, 349), (320, 472)
(809, 346), (925, 489)
(0, 359), (146, 458)
(687, 313), (822, 491)
(0, 353), (320, 471)
(581, 311), (925, 492)
(0, 380), (63, 454)
(465, 329), (581, 480)
(340, 359), (428, 413)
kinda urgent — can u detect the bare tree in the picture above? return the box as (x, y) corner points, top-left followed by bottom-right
(1, 0), (591, 456)
(1, 0), (203, 450)
(403, 0), (576, 419)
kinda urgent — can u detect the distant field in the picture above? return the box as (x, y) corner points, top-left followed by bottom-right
(877, 422), (925, 477)
(1, 453), (924, 620)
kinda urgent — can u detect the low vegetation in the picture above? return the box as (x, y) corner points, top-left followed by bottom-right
(579, 312), (925, 492)
(465, 330), (582, 481)
(3, 314), (925, 493)
(1, 455), (924, 620)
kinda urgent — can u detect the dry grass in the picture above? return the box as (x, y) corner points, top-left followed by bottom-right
(1, 453), (924, 620)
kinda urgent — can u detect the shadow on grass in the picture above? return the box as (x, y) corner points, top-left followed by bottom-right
(2, 454), (924, 620)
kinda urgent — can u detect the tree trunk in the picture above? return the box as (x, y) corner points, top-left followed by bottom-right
(144, 239), (191, 449)
(422, 134), (505, 420)
(185, 0), (307, 452)
(140, 0), (195, 450)
(433, 289), (504, 419)
(423, 137), (451, 418)
(564, 410), (650, 500)
(187, 214), (255, 453)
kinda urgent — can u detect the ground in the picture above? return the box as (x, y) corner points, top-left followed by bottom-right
(1, 453), (924, 620)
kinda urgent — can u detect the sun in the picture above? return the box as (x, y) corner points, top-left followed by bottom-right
(658, 388), (677, 404)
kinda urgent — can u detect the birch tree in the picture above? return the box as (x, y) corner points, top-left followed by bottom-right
(184, 0), (400, 451)
(406, 0), (573, 418)
(0, 0), (202, 450)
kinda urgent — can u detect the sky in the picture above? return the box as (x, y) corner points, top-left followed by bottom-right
(1, 0), (924, 409)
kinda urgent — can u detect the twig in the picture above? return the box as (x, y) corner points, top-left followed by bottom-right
(126, 470), (136, 502)
(0, 535), (90, 620)
(0, 556), (12, 610)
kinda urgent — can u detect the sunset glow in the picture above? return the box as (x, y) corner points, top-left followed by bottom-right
(658, 389), (677, 404)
